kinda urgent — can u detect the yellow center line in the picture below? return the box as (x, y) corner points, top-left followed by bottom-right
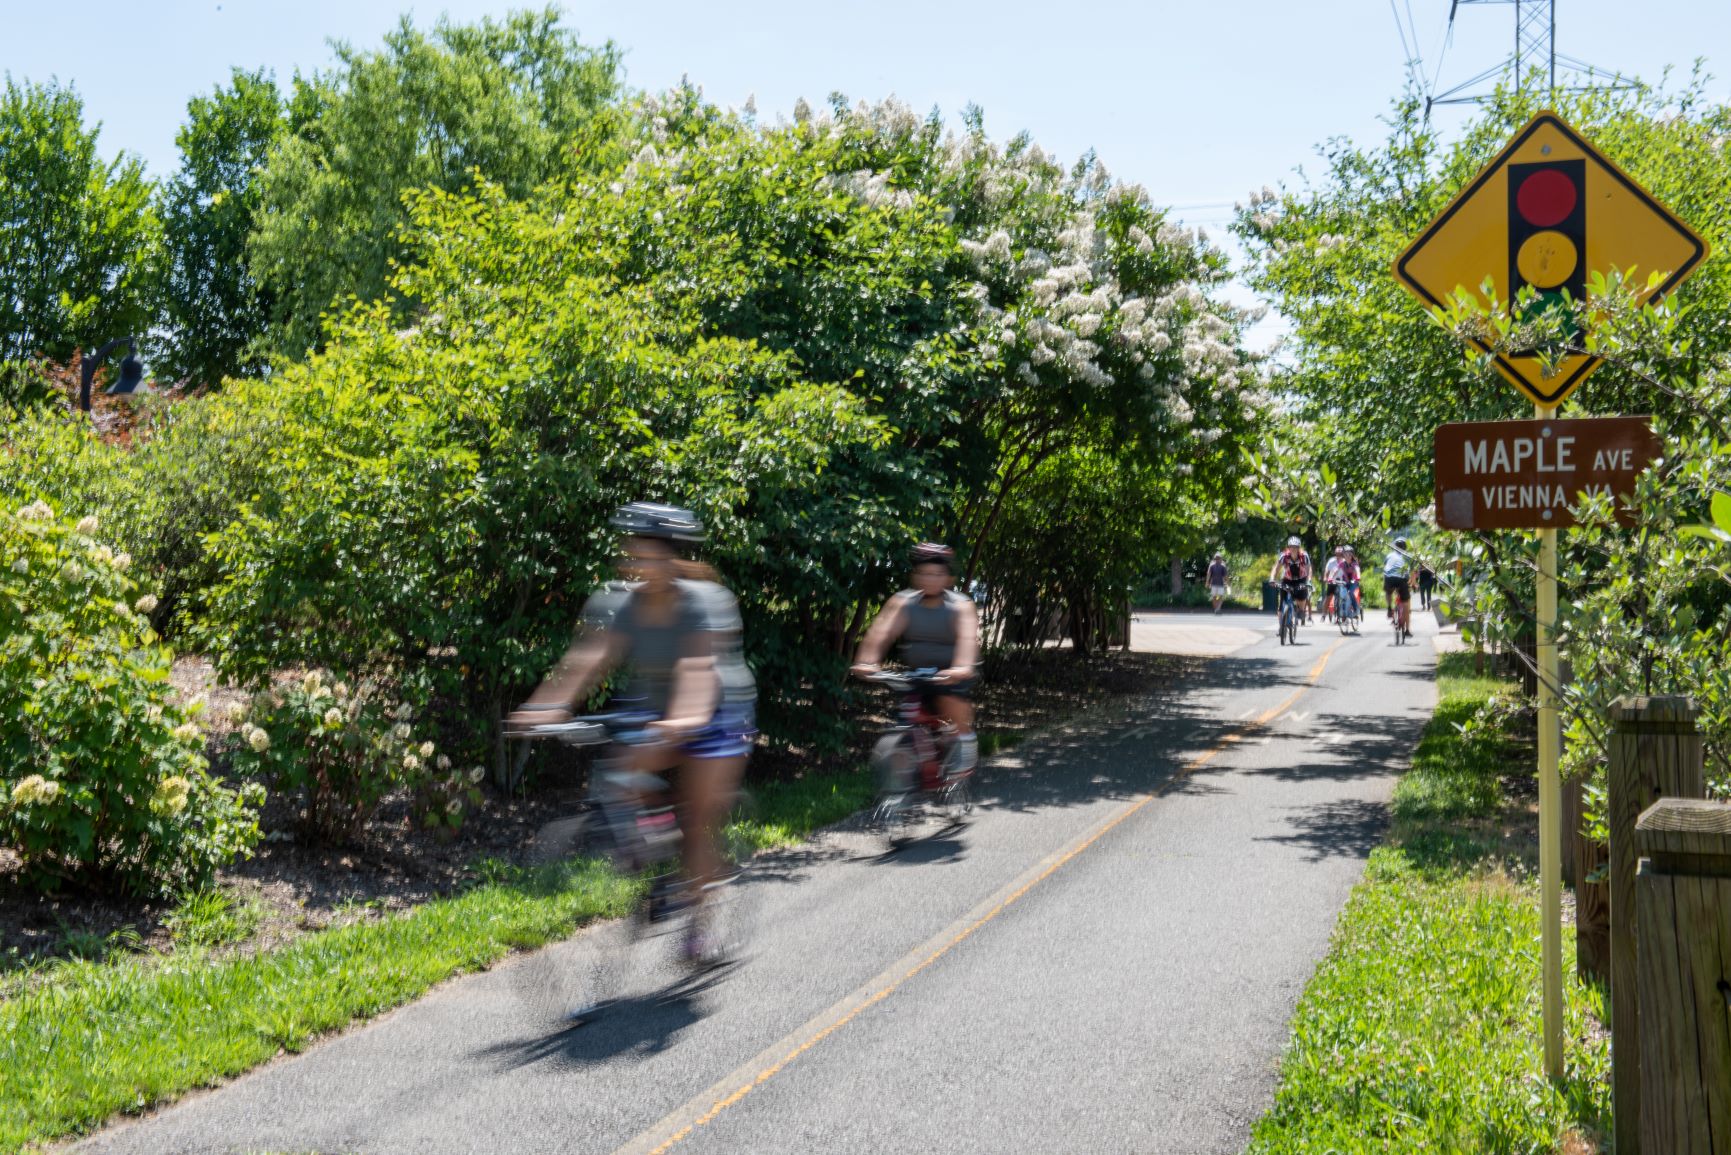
(621, 636), (1346, 1155)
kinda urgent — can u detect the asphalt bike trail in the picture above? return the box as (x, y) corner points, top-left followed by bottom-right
(79, 612), (1437, 1155)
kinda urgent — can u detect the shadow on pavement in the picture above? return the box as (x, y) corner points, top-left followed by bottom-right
(478, 965), (737, 1070)
(969, 649), (1330, 819)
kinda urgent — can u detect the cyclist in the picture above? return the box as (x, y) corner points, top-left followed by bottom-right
(507, 503), (755, 962)
(1321, 546), (1346, 621)
(1337, 546), (1362, 621)
(850, 543), (981, 779)
(1268, 536), (1312, 626)
(1383, 537), (1413, 638)
(1207, 553), (1230, 615)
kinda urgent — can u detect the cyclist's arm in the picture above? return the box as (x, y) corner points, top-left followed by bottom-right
(851, 596), (907, 673)
(657, 631), (719, 735)
(940, 598), (980, 683)
(508, 628), (626, 728)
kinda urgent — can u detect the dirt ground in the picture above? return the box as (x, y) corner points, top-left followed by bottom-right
(0, 647), (1187, 974)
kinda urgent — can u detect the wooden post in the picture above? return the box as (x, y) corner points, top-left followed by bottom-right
(1609, 696), (1707, 1155)
(1635, 798), (1731, 1154)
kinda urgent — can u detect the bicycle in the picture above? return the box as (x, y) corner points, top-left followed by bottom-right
(1392, 593), (1412, 645)
(862, 669), (975, 848)
(1275, 582), (1300, 646)
(510, 710), (758, 1023)
(1335, 580), (1361, 636)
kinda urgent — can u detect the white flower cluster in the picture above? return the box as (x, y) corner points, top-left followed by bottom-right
(10, 774), (61, 807)
(828, 168), (915, 212)
(151, 775), (192, 817)
(16, 500), (52, 523)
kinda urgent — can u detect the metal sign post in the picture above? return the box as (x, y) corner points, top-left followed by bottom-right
(1533, 401), (1564, 1080)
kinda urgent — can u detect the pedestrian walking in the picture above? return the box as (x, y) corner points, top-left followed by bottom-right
(1207, 553), (1230, 615)
(1417, 560), (1436, 611)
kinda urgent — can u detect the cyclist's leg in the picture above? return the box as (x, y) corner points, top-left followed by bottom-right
(677, 754), (746, 890)
(933, 689), (977, 775)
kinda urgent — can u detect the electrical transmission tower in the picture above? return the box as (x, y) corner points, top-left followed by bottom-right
(1419, 0), (1634, 116)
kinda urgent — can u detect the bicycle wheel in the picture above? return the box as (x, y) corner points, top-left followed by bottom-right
(937, 771), (974, 826)
(699, 789), (761, 967)
(870, 733), (919, 847)
(509, 812), (661, 1025)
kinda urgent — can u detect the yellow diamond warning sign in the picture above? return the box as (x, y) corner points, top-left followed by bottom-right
(1394, 111), (1709, 409)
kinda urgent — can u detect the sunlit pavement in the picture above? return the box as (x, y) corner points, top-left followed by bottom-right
(82, 615), (1438, 1155)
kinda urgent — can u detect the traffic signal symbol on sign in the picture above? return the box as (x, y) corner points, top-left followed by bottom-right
(1392, 112), (1709, 409)
(1507, 159), (1585, 342)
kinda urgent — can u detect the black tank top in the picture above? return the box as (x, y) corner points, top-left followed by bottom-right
(897, 589), (965, 669)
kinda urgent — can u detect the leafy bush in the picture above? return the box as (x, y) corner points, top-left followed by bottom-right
(224, 668), (460, 844)
(0, 502), (261, 895)
(0, 402), (275, 638)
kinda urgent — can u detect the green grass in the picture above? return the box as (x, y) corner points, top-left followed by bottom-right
(0, 860), (638, 1152)
(1247, 652), (1611, 1154)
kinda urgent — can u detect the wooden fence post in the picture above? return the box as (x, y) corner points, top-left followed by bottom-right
(1635, 798), (1731, 1154)
(1609, 696), (1706, 1155)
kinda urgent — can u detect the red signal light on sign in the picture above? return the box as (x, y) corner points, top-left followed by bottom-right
(1508, 160), (1586, 338)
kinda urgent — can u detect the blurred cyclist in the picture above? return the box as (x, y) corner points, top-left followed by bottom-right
(850, 543), (981, 778)
(508, 502), (755, 962)
(1268, 536), (1312, 625)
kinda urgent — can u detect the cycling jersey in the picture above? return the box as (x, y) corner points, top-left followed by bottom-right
(1276, 551), (1310, 582)
(1383, 550), (1409, 579)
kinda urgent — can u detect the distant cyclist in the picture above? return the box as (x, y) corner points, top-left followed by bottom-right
(1321, 546), (1346, 620)
(851, 543), (981, 778)
(508, 503), (755, 962)
(1338, 546), (1362, 619)
(1268, 536), (1312, 625)
(1383, 538), (1413, 639)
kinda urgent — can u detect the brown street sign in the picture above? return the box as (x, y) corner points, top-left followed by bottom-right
(1434, 415), (1659, 530)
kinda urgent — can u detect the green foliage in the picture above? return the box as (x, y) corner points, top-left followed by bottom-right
(1237, 74), (1731, 520)
(157, 69), (286, 386)
(0, 78), (160, 365)
(0, 502), (260, 895)
(191, 94), (1257, 756)
(0, 402), (277, 635)
(0, 357), (56, 416)
(1250, 653), (1609, 1154)
(249, 7), (622, 356)
(224, 669), (447, 844)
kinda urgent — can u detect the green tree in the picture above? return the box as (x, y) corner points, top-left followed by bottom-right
(249, 8), (622, 357)
(158, 69), (286, 386)
(1235, 75), (1731, 519)
(0, 78), (159, 367)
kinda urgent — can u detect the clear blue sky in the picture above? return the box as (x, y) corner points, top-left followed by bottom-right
(5, 0), (1726, 349)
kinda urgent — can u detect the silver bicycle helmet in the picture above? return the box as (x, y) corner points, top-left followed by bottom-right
(610, 502), (705, 542)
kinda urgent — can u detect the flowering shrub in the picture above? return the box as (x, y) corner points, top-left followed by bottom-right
(224, 669), (468, 843)
(0, 502), (261, 895)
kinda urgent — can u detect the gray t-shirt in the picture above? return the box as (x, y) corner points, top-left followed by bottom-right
(686, 580), (757, 707)
(580, 579), (755, 712)
(581, 581), (709, 715)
